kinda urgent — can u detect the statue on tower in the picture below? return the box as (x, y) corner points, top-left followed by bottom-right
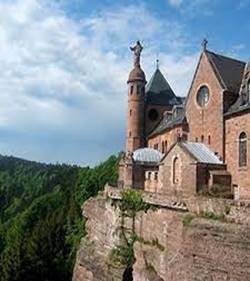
(130, 40), (143, 67)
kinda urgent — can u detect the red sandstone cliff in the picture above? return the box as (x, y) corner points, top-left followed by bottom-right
(72, 191), (250, 281)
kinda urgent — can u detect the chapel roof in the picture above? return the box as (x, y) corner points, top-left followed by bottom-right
(133, 148), (163, 165)
(205, 50), (246, 93)
(145, 68), (182, 106)
(180, 142), (223, 164)
(225, 61), (250, 116)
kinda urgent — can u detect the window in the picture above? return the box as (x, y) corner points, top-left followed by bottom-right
(239, 132), (247, 167)
(129, 131), (132, 137)
(164, 141), (168, 152)
(130, 85), (134, 95)
(162, 141), (165, 153)
(154, 172), (158, 181)
(148, 109), (159, 122)
(173, 157), (181, 184)
(154, 143), (159, 150)
(137, 85), (140, 95)
(208, 135), (211, 145)
(129, 109), (132, 116)
(148, 172), (151, 180)
(197, 86), (210, 107)
(195, 137), (198, 142)
(201, 135), (204, 143)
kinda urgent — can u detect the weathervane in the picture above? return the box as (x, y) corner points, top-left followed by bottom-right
(130, 41), (143, 67)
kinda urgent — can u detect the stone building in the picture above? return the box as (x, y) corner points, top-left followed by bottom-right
(119, 40), (250, 200)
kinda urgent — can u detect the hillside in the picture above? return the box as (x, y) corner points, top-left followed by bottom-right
(0, 154), (119, 281)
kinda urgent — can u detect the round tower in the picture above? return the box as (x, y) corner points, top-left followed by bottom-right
(126, 41), (146, 153)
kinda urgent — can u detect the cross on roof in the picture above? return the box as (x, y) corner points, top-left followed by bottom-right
(202, 38), (208, 51)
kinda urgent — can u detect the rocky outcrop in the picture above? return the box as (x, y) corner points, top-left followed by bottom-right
(72, 191), (250, 281)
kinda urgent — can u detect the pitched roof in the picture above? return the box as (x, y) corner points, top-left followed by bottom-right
(180, 142), (222, 164)
(225, 62), (250, 116)
(206, 50), (246, 93)
(145, 68), (182, 106)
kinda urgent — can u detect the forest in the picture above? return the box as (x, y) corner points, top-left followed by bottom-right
(0, 154), (119, 281)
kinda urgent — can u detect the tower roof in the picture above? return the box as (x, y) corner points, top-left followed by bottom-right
(145, 68), (182, 106)
(128, 65), (146, 83)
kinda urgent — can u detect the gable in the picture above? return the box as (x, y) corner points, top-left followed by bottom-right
(185, 51), (223, 109)
(161, 142), (197, 165)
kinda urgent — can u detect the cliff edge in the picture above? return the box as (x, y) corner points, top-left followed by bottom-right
(72, 187), (250, 281)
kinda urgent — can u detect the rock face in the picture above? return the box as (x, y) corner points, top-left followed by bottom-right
(72, 193), (250, 281)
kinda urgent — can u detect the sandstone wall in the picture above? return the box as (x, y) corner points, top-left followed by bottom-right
(73, 193), (250, 281)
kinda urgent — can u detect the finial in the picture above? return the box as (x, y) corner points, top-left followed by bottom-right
(202, 38), (208, 51)
(130, 41), (143, 67)
(156, 58), (159, 69)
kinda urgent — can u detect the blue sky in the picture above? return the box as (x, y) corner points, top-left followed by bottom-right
(0, 0), (250, 166)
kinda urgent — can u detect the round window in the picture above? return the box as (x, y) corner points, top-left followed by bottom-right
(197, 86), (209, 107)
(148, 109), (159, 121)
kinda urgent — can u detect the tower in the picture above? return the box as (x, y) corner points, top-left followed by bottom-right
(126, 41), (147, 153)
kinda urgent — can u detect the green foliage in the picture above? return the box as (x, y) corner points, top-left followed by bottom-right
(111, 233), (137, 267)
(182, 213), (195, 227)
(118, 189), (150, 218)
(112, 190), (150, 268)
(137, 237), (165, 252)
(200, 211), (226, 222)
(0, 154), (119, 281)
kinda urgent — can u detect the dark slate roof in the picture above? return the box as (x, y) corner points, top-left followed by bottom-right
(225, 62), (250, 116)
(145, 68), (182, 106)
(206, 50), (246, 93)
(149, 106), (186, 138)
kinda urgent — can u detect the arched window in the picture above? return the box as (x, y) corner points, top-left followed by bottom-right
(130, 85), (133, 95)
(208, 135), (211, 145)
(239, 132), (247, 167)
(173, 157), (181, 184)
(201, 135), (204, 143)
(164, 140), (168, 152)
(137, 85), (140, 95)
(162, 141), (165, 153)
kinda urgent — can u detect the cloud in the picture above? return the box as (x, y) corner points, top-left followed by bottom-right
(168, 0), (183, 7)
(166, 0), (216, 16)
(0, 0), (198, 165)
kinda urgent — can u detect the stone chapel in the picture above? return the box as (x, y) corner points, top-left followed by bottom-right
(119, 40), (250, 200)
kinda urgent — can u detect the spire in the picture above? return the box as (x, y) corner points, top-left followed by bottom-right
(202, 38), (208, 51)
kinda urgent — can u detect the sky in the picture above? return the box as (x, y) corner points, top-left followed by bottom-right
(0, 0), (250, 166)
